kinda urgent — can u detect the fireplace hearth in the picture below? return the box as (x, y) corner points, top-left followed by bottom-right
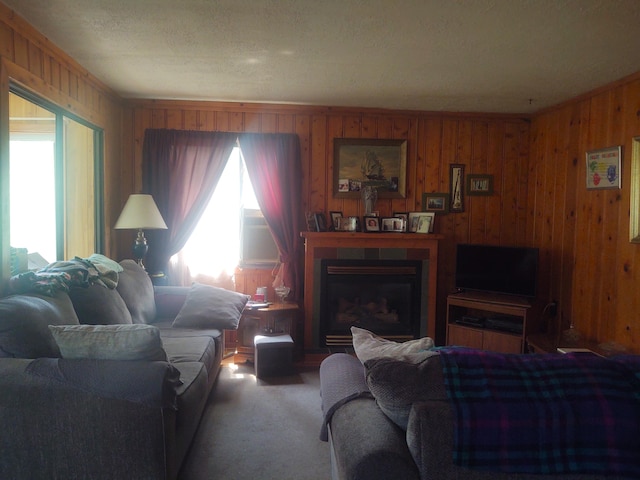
(320, 259), (422, 346)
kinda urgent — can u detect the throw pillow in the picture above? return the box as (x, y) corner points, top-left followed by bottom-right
(49, 324), (167, 361)
(351, 326), (436, 364)
(172, 283), (250, 330)
(68, 283), (133, 325)
(116, 259), (157, 324)
(0, 292), (80, 358)
(364, 354), (448, 430)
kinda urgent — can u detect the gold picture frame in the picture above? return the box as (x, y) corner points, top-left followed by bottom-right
(630, 137), (640, 243)
(333, 138), (407, 199)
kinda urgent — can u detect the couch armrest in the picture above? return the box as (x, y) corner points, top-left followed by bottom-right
(329, 397), (419, 480)
(154, 285), (190, 320)
(0, 358), (180, 480)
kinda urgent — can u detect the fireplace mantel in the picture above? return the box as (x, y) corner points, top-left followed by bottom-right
(301, 232), (443, 349)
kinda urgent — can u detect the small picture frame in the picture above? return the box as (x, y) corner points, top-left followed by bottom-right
(450, 164), (465, 212)
(422, 192), (450, 213)
(393, 211), (408, 231)
(380, 217), (404, 232)
(363, 215), (380, 232)
(416, 215), (432, 233)
(314, 213), (328, 232)
(305, 212), (318, 231)
(329, 211), (343, 230)
(466, 174), (494, 196)
(338, 216), (358, 232)
(408, 212), (435, 233)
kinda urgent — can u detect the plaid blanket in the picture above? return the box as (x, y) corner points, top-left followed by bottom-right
(439, 348), (640, 477)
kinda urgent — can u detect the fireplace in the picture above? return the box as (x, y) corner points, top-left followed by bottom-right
(300, 232), (441, 353)
(320, 259), (422, 346)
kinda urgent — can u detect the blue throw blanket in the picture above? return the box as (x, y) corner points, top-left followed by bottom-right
(439, 348), (640, 477)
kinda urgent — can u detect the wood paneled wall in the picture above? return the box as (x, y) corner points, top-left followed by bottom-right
(529, 73), (640, 353)
(126, 101), (530, 344)
(0, 2), (123, 289)
(5, 1), (638, 352)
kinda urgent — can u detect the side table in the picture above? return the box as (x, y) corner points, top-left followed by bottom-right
(235, 303), (300, 363)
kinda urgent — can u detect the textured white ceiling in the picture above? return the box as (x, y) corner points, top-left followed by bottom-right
(4, 0), (640, 113)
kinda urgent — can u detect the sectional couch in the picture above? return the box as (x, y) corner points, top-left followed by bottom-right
(320, 327), (640, 480)
(0, 257), (249, 480)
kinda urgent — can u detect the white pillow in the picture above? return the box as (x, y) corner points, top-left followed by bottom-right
(351, 326), (437, 364)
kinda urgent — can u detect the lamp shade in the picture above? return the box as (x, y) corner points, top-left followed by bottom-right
(114, 194), (168, 230)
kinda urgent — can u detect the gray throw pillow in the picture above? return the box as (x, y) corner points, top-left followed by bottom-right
(49, 324), (167, 361)
(68, 283), (133, 325)
(0, 292), (79, 358)
(351, 326), (436, 364)
(172, 283), (250, 330)
(364, 355), (447, 430)
(116, 259), (157, 324)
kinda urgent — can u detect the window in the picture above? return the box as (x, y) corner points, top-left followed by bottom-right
(178, 147), (278, 278)
(9, 88), (103, 267)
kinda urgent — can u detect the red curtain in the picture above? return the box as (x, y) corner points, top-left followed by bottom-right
(238, 133), (304, 302)
(142, 129), (238, 275)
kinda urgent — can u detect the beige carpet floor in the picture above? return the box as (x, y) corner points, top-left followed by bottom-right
(178, 362), (331, 480)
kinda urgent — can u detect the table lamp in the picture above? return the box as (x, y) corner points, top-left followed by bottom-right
(114, 194), (167, 269)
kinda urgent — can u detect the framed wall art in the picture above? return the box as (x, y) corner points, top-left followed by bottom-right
(630, 137), (640, 243)
(586, 145), (621, 189)
(467, 174), (494, 196)
(333, 138), (407, 199)
(422, 192), (449, 214)
(449, 164), (464, 212)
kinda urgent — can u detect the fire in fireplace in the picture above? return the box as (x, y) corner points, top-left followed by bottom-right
(319, 259), (422, 346)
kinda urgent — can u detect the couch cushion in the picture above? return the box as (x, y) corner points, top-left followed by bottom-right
(172, 360), (210, 466)
(351, 326), (436, 364)
(153, 286), (189, 321)
(0, 292), (79, 358)
(68, 284), (133, 325)
(172, 283), (250, 330)
(116, 259), (157, 324)
(49, 324), (167, 361)
(364, 355), (447, 430)
(161, 336), (216, 370)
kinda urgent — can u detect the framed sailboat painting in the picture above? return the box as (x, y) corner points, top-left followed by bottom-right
(333, 138), (407, 199)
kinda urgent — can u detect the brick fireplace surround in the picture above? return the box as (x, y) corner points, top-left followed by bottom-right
(301, 232), (442, 352)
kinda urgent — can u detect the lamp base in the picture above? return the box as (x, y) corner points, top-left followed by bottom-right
(133, 229), (149, 270)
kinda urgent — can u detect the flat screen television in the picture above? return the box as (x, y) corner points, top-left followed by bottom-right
(455, 244), (539, 298)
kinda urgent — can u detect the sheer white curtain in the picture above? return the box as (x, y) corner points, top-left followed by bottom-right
(171, 147), (258, 282)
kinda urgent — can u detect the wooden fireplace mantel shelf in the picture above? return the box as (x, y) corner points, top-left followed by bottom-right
(301, 231), (444, 246)
(300, 231), (443, 349)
